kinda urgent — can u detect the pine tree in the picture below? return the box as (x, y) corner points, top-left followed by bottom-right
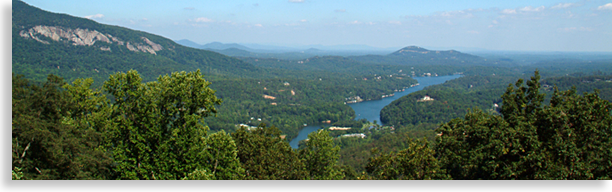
(435, 70), (612, 179)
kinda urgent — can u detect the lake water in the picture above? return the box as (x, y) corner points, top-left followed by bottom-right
(348, 74), (462, 125)
(289, 74), (462, 149)
(289, 124), (327, 149)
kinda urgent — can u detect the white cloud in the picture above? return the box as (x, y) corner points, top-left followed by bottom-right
(349, 20), (361, 24)
(499, 6), (544, 14)
(438, 10), (473, 18)
(254, 24), (263, 27)
(551, 3), (574, 9)
(299, 19), (307, 22)
(501, 9), (516, 14)
(84, 14), (104, 19)
(288, 0), (304, 3)
(492, 20), (498, 24)
(519, 6), (545, 12)
(195, 17), (214, 23)
(467, 30), (480, 34)
(597, 3), (612, 10)
(335, 9), (346, 13)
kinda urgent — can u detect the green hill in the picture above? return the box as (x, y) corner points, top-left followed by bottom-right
(349, 46), (512, 67)
(12, 0), (260, 85)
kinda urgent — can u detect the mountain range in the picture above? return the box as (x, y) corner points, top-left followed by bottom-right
(12, 0), (260, 85)
(348, 46), (511, 67)
(13, 0), (507, 86)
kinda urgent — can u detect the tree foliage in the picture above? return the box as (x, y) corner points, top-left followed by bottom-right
(103, 69), (221, 180)
(435, 71), (612, 179)
(12, 74), (113, 179)
(298, 129), (344, 180)
(204, 130), (245, 180)
(364, 138), (449, 180)
(231, 124), (307, 180)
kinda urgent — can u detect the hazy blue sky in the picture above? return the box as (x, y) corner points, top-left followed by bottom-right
(20, 0), (612, 51)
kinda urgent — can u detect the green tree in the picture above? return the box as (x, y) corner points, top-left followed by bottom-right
(204, 130), (245, 180)
(103, 69), (221, 180)
(298, 129), (344, 180)
(435, 71), (612, 179)
(12, 74), (113, 180)
(533, 87), (612, 179)
(182, 169), (215, 180)
(365, 138), (449, 180)
(231, 124), (307, 180)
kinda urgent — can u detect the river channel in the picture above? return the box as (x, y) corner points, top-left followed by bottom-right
(289, 74), (462, 149)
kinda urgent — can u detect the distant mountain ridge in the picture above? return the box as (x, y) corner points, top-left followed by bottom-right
(201, 42), (253, 51)
(348, 45), (509, 67)
(172, 40), (397, 60)
(389, 46), (481, 60)
(390, 46), (435, 55)
(12, 0), (260, 85)
(174, 39), (202, 49)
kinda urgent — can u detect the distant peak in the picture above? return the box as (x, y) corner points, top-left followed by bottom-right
(390, 46), (431, 55)
(401, 46), (428, 51)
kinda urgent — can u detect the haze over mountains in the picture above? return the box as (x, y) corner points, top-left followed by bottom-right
(12, 0), (264, 84)
(11, 0), (612, 183)
(176, 39), (399, 52)
(174, 39), (401, 60)
(17, 0), (608, 88)
(173, 39), (515, 68)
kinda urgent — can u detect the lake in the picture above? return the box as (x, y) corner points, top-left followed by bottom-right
(348, 74), (462, 125)
(289, 74), (462, 149)
(289, 124), (327, 149)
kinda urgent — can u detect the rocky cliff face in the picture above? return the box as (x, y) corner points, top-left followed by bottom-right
(19, 25), (163, 54)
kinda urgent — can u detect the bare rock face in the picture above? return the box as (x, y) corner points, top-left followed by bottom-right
(125, 37), (163, 54)
(19, 25), (163, 55)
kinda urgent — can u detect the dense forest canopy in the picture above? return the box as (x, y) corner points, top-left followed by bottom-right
(11, 0), (612, 180)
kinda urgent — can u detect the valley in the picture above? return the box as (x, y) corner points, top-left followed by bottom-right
(10, 0), (612, 181)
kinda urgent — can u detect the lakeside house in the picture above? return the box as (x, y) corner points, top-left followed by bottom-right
(418, 95), (434, 102)
(329, 127), (351, 130)
(341, 133), (366, 138)
(238, 124), (259, 131)
(345, 96), (363, 103)
(263, 94), (276, 100)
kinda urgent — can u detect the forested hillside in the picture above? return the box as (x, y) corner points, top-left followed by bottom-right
(11, 71), (348, 180)
(13, 0), (260, 86)
(14, 71), (611, 180)
(205, 74), (416, 139)
(380, 75), (516, 126)
(11, 0), (417, 141)
(380, 72), (612, 128)
(12, 0), (612, 180)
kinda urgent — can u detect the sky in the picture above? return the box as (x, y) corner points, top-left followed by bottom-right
(18, 0), (612, 52)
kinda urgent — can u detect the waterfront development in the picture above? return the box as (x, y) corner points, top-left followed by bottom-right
(289, 74), (461, 148)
